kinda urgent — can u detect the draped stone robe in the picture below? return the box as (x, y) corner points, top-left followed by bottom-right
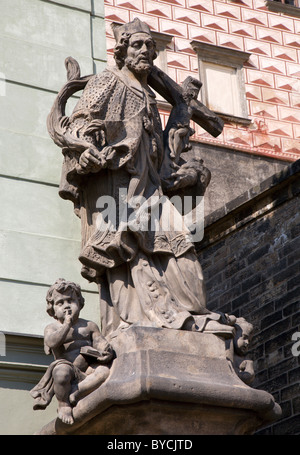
(59, 66), (209, 337)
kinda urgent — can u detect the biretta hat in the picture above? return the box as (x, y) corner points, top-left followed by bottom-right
(111, 18), (152, 42)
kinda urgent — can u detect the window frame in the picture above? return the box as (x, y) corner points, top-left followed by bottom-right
(150, 30), (173, 108)
(265, 0), (300, 17)
(151, 30), (173, 74)
(191, 41), (251, 125)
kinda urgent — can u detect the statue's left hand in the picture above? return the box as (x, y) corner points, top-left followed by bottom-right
(96, 346), (115, 364)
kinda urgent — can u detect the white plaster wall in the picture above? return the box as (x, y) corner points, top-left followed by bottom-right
(0, 0), (107, 337)
(0, 0), (107, 436)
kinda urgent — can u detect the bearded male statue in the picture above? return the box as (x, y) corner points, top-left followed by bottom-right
(47, 18), (231, 339)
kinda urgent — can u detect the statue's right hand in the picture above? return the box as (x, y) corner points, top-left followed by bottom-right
(76, 148), (103, 174)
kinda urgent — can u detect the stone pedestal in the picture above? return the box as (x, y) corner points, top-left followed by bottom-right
(36, 326), (281, 435)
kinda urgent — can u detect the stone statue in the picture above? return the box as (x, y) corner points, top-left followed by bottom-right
(30, 279), (114, 425)
(233, 317), (255, 385)
(37, 18), (281, 434)
(47, 17), (233, 338)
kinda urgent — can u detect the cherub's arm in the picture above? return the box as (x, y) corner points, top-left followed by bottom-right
(44, 316), (72, 351)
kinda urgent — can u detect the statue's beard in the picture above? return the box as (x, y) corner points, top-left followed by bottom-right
(125, 56), (152, 75)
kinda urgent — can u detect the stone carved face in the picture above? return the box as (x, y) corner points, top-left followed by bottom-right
(124, 32), (156, 75)
(234, 327), (253, 356)
(52, 289), (81, 323)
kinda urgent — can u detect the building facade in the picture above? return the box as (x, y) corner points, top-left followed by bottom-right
(104, 0), (300, 214)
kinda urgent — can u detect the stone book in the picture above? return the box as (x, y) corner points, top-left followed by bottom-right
(80, 346), (102, 359)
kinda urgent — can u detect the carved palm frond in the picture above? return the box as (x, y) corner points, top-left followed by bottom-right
(47, 57), (94, 152)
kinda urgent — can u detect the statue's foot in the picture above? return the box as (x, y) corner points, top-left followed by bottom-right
(202, 320), (235, 338)
(57, 405), (74, 425)
(182, 313), (236, 337)
(223, 313), (237, 326)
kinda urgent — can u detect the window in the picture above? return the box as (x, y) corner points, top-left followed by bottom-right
(265, 0), (300, 16)
(151, 31), (173, 75)
(272, 0), (297, 5)
(151, 30), (173, 105)
(191, 41), (251, 124)
(201, 62), (242, 117)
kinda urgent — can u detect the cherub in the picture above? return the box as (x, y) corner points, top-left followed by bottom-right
(30, 278), (114, 425)
(233, 317), (255, 385)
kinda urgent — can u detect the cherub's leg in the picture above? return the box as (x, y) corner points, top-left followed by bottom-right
(52, 364), (75, 425)
(70, 364), (110, 406)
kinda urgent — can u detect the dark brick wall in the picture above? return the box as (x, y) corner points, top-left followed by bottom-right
(197, 160), (300, 435)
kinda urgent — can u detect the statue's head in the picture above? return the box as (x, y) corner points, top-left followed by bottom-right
(234, 317), (254, 356)
(46, 278), (85, 319)
(181, 77), (202, 102)
(112, 18), (157, 74)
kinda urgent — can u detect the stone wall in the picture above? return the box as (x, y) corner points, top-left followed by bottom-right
(0, 0), (107, 336)
(197, 159), (300, 434)
(189, 141), (289, 216)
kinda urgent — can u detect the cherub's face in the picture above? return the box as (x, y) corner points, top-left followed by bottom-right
(235, 330), (252, 356)
(52, 289), (81, 322)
